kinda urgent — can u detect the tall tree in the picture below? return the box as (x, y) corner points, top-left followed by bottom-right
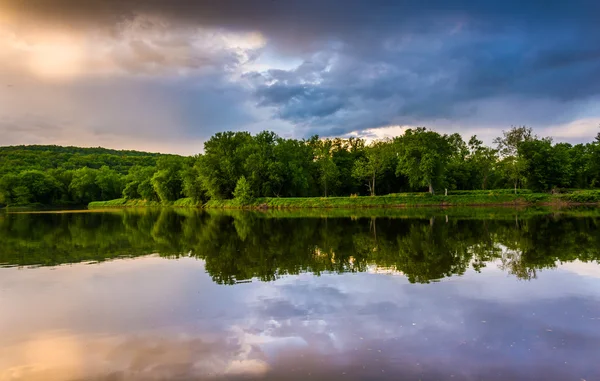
(151, 156), (184, 202)
(96, 166), (124, 201)
(332, 137), (365, 195)
(494, 126), (536, 193)
(69, 167), (101, 204)
(352, 140), (391, 196)
(181, 158), (206, 203)
(467, 136), (498, 190)
(310, 137), (340, 197)
(123, 166), (157, 201)
(445, 133), (471, 190)
(197, 132), (253, 199)
(272, 138), (313, 197)
(519, 139), (572, 191)
(244, 131), (283, 197)
(394, 128), (452, 194)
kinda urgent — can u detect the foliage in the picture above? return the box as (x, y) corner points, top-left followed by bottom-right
(181, 163), (206, 203)
(352, 140), (392, 196)
(196, 131), (254, 199)
(309, 136), (341, 197)
(201, 191), (572, 209)
(559, 190), (600, 203)
(394, 128), (453, 194)
(519, 139), (572, 191)
(151, 156), (185, 202)
(494, 126), (536, 192)
(232, 176), (254, 206)
(467, 136), (498, 190)
(3, 126), (600, 207)
(0, 146), (161, 206)
(122, 166), (157, 201)
(69, 167), (101, 204)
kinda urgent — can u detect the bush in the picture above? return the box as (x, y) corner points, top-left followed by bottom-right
(233, 176), (254, 206)
(562, 191), (600, 203)
(447, 189), (533, 195)
(522, 194), (550, 203)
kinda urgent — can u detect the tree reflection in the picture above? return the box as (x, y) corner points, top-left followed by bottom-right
(0, 209), (598, 283)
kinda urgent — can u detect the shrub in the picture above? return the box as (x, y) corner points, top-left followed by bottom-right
(232, 176), (254, 206)
(562, 191), (600, 203)
(522, 194), (549, 203)
(447, 189), (533, 196)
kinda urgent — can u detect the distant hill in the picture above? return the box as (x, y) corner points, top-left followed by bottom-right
(0, 145), (177, 175)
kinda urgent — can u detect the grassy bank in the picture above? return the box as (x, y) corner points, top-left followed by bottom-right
(88, 190), (600, 210)
(88, 197), (202, 209)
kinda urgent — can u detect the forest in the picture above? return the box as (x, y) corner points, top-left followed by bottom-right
(1, 126), (600, 207)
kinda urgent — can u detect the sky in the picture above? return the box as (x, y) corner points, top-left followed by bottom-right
(1, 0), (599, 154)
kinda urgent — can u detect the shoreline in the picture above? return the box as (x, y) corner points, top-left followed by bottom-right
(86, 192), (600, 210)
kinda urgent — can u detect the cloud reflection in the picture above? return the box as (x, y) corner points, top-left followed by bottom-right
(0, 256), (599, 380)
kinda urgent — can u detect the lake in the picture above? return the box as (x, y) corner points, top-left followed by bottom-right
(0, 208), (599, 381)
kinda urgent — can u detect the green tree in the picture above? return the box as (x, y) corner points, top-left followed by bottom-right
(494, 126), (536, 193)
(272, 138), (313, 197)
(310, 137), (340, 197)
(17, 170), (61, 204)
(394, 128), (452, 194)
(589, 137), (600, 187)
(123, 166), (157, 200)
(69, 167), (101, 204)
(445, 133), (471, 190)
(197, 132), (253, 199)
(352, 140), (391, 196)
(151, 156), (184, 202)
(244, 131), (283, 197)
(232, 176), (254, 205)
(468, 136), (498, 190)
(519, 139), (572, 191)
(332, 137), (365, 195)
(181, 161), (206, 203)
(0, 173), (19, 205)
(13, 186), (32, 205)
(95, 166), (124, 200)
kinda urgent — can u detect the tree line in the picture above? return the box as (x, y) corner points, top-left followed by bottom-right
(1, 126), (600, 206)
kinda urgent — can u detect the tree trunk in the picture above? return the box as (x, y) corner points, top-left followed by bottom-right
(428, 181), (434, 194)
(371, 174), (376, 196)
(514, 180), (517, 195)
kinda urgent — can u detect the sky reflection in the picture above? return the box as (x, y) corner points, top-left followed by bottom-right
(1, 255), (599, 380)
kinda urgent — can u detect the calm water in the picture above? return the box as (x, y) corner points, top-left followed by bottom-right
(0, 208), (599, 381)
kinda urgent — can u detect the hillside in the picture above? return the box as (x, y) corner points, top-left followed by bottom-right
(0, 145), (174, 175)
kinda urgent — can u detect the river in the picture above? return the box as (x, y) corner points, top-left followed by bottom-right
(0, 208), (599, 380)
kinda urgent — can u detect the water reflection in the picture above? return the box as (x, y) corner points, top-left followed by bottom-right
(1, 208), (599, 283)
(0, 209), (599, 380)
(1, 255), (599, 380)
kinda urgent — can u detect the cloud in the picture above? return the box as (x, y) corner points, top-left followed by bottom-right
(1, 0), (600, 151)
(0, 73), (262, 154)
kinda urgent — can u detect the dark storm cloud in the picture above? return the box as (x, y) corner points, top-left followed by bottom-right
(249, 4), (600, 135)
(4, 0), (600, 139)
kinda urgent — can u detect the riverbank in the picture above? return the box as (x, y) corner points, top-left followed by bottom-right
(87, 198), (201, 208)
(87, 190), (600, 209)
